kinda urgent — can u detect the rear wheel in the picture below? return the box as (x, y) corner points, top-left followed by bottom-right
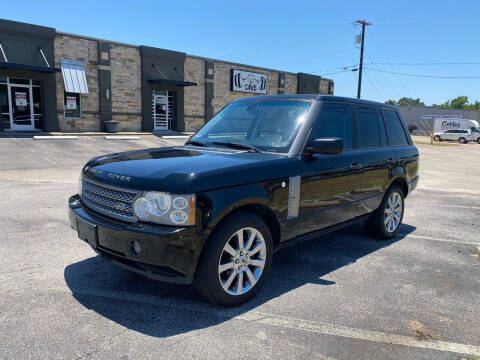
(364, 185), (404, 239)
(433, 135), (441, 142)
(193, 212), (273, 306)
(459, 137), (467, 144)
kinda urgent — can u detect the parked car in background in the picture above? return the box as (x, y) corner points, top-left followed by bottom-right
(69, 95), (419, 306)
(433, 129), (475, 143)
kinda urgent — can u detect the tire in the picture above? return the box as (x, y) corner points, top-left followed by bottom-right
(477, 138), (480, 144)
(433, 136), (441, 142)
(193, 212), (273, 306)
(459, 137), (467, 144)
(364, 185), (405, 239)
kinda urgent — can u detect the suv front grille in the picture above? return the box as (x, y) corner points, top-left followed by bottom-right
(81, 178), (140, 222)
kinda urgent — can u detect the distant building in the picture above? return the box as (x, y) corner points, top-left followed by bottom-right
(398, 105), (480, 128)
(0, 19), (334, 133)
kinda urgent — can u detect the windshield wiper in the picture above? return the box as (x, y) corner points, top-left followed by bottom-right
(185, 140), (207, 147)
(212, 141), (262, 153)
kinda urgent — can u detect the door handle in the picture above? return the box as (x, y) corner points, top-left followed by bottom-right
(349, 162), (362, 170)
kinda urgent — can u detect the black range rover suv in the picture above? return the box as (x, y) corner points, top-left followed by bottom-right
(69, 95), (419, 306)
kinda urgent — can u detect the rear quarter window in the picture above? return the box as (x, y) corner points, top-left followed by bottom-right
(382, 109), (409, 146)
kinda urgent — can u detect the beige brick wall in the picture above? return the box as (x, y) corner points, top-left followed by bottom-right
(213, 62), (282, 114)
(184, 56), (206, 131)
(284, 73), (297, 94)
(54, 34), (99, 131)
(55, 35), (141, 131)
(110, 44), (141, 130)
(319, 78), (330, 94)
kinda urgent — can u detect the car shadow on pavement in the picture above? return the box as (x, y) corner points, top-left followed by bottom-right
(64, 222), (416, 337)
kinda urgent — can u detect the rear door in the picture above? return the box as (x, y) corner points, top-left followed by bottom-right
(353, 105), (392, 215)
(297, 102), (362, 236)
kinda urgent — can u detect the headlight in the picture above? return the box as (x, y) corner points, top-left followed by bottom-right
(78, 172), (83, 197)
(134, 192), (195, 226)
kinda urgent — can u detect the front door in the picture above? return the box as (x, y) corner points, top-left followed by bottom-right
(9, 85), (34, 131)
(153, 94), (169, 131)
(297, 102), (363, 236)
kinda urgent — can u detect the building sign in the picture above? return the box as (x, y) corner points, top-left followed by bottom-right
(421, 114), (462, 119)
(231, 69), (267, 94)
(66, 96), (77, 110)
(15, 92), (27, 107)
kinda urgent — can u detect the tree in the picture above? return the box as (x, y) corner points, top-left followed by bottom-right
(449, 96), (469, 109)
(385, 97), (425, 106)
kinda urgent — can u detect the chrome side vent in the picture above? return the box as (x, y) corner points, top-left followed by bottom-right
(287, 175), (301, 220)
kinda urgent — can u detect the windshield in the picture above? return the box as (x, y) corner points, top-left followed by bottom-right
(190, 100), (312, 153)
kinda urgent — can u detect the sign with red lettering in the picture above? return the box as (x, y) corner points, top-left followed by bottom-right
(15, 92), (27, 107)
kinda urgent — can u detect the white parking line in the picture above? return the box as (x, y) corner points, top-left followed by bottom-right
(33, 136), (78, 140)
(400, 233), (478, 246)
(105, 136), (141, 140)
(42, 157), (56, 165)
(437, 204), (479, 209)
(57, 285), (480, 356)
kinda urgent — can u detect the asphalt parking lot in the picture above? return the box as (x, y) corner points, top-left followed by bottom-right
(0, 136), (479, 360)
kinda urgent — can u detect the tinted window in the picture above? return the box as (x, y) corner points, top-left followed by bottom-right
(382, 110), (409, 146)
(311, 103), (353, 149)
(355, 107), (380, 148)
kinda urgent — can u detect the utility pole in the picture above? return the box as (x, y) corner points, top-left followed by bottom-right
(355, 19), (371, 99)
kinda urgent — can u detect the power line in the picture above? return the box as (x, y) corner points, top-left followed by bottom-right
(366, 28), (411, 97)
(364, 50), (402, 98)
(363, 70), (384, 100)
(310, 64), (359, 74)
(366, 62), (480, 66)
(364, 68), (480, 79)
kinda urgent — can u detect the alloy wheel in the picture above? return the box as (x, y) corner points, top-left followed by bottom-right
(218, 227), (267, 295)
(384, 192), (403, 233)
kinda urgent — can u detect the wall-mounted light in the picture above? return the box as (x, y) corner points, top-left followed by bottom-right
(105, 89), (110, 99)
(209, 99), (214, 107)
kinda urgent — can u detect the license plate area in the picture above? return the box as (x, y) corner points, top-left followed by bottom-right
(77, 217), (98, 249)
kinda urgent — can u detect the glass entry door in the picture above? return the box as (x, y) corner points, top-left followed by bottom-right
(153, 94), (169, 131)
(9, 85), (34, 131)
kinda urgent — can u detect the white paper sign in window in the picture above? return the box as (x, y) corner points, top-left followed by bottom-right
(231, 69), (267, 94)
(66, 96), (77, 110)
(15, 92), (27, 107)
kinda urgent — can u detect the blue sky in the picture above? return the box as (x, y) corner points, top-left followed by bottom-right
(3, 0), (480, 105)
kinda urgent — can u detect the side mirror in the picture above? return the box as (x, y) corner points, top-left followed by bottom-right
(304, 137), (344, 155)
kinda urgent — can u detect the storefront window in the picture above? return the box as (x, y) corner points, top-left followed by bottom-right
(64, 92), (81, 118)
(0, 84), (10, 130)
(9, 78), (30, 85)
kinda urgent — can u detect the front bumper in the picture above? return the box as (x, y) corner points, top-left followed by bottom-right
(69, 195), (203, 284)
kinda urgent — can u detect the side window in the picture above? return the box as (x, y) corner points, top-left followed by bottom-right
(382, 109), (409, 146)
(310, 103), (353, 150)
(64, 92), (81, 119)
(355, 107), (380, 148)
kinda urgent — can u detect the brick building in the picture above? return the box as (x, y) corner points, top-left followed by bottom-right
(0, 19), (334, 133)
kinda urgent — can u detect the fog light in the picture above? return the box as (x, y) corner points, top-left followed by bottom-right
(129, 239), (142, 256)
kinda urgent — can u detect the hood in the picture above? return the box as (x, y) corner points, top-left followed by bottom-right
(83, 146), (299, 193)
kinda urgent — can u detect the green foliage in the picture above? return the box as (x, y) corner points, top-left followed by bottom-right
(385, 97), (425, 106)
(436, 96), (480, 110)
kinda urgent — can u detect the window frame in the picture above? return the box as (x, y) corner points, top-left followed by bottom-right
(64, 91), (82, 119)
(380, 107), (411, 147)
(307, 101), (356, 152)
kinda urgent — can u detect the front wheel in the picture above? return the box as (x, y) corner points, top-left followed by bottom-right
(364, 185), (405, 239)
(193, 212), (273, 306)
(433, 135), (441, 142)
(459, 137), (467, 144)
